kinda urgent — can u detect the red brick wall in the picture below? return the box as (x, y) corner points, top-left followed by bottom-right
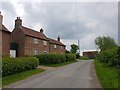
(49, 43), (66, 54)
(11, 28), (25, 57)
(2, 31), (10, 57)
(83, 51), (98, 59)
(24, 36), (50, 56)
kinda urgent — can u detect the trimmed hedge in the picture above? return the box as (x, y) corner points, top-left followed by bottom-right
(96, 46), (119, 67)
(35, 54), (76, 64)
(2, 57), (39, 76)
(66, 54), (76, 62)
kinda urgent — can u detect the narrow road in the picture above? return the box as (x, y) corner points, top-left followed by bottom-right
(6, 60), (101, 88)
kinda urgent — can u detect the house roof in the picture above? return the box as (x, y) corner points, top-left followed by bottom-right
(20, 26), (48, 40)
(0, 24), (11, 33)
(48, 38), (65, 46)
(18, 26), (65, 46)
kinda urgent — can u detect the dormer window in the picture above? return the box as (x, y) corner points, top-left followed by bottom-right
(33, 38), (38, 44)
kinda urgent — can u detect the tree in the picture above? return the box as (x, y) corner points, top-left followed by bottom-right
(70, 44), (79, 54)
(95, 36), (117, 51)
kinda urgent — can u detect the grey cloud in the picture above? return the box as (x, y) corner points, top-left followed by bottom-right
(1, 1), (118, 51)
(1, 2), (17, 31)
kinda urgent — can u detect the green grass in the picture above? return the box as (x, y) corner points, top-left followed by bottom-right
(2, 68), (45, 87)
(94, 60), (118, 89)
(40, 61), (77, 67)
(79, 56), (90, 60)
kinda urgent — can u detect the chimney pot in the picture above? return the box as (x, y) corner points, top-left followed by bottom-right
(0, 11), (3, 29)
(57, 36), (60, 41)
(40, 28), (43, 33)
(15, 17), (22, 27)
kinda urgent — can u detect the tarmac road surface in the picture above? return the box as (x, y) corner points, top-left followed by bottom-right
(6, 60), (102, 88)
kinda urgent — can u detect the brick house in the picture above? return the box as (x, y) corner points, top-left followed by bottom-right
(11, 17), (66, 57)
(48, 37), (66, 54)
(0, 12), (11, 57)
(83, 51), (98, 59)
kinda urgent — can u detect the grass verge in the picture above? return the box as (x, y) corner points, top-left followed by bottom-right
(40, 60), (77, 67)
(2, 68), (45, 87)
(94, 60), (118, 89)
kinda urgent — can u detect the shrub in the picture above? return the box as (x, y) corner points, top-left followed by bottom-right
(96, 46), (119, 67)
(2, 57), (39, 76)
(66, 54), (76, 62)
(35, 54), (66, 64)
(76, 53), (80, 59)
(35, 54), (76, 65)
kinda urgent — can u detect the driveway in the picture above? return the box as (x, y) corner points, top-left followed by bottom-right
(6, 60), (102, 88)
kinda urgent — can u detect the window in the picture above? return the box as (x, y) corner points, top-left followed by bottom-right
(33, 50), (38, 55)
(54, 44), (57, 48)
(61, 46), (63, 49)
(33, 38), (38, 44)
(44, 51), (47, 54)
(43, 41), (47, 45)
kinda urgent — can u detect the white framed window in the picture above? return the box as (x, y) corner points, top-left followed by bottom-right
(44, 51), (47, 54)
(33, 38), (38, 44)
(33, 50), (38, 55)
(54, 44), (57, 48)
(61, 46), (63, 49)
(43, 41), (47, 45)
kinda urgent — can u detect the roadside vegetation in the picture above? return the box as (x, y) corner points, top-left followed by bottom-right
(95, 60), (118, 88)
(2, 57), (39, 76)
(35, 53), (76, 67)
(79, 56), (90, 60)
(3, 68), (44, 87)
(94, 36), (119, 89)
(2, 53), (77, 86)
(2, 57), (44, 87)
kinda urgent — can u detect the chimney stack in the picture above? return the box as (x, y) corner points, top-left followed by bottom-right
(57, 36), (60, 41)
(15, 17), (22, 28)
(40, 28), (43, 33)
(0, 11), (3, 29)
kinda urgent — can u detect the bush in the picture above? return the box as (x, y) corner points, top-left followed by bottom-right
(35, 54), (66, 64)
(66, 54), (76, 62)
(2, 57), (39, 76)
(76, 53), (80, 59)
(96, 46), (119, 67)
(35, 54), (76, 65)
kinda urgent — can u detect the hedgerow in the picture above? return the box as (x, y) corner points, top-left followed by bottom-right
(2, 57), (39, 76)
(35, 54), (76, 64)
(96, 46), (119, 67)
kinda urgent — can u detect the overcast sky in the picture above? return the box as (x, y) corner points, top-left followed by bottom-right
(0, 0), (118, 55)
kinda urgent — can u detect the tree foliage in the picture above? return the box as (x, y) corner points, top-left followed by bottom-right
(95, 36), (117, 51)
(70, 44), (79, 54)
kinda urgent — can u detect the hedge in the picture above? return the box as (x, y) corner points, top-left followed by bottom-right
(96, 46), (119, 67)
(2, 57), (39, 76)
(66, 54), (76, 62)
(35, 54), (76, 64)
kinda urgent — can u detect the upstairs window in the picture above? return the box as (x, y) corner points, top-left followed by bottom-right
(61, 46), (63, 49)
(54, 44), (57, 48)
(43, 41), (47, 45)
(33, 38), (38, 44)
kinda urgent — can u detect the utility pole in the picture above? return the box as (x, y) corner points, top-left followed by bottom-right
(78, 40), (80, 55)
